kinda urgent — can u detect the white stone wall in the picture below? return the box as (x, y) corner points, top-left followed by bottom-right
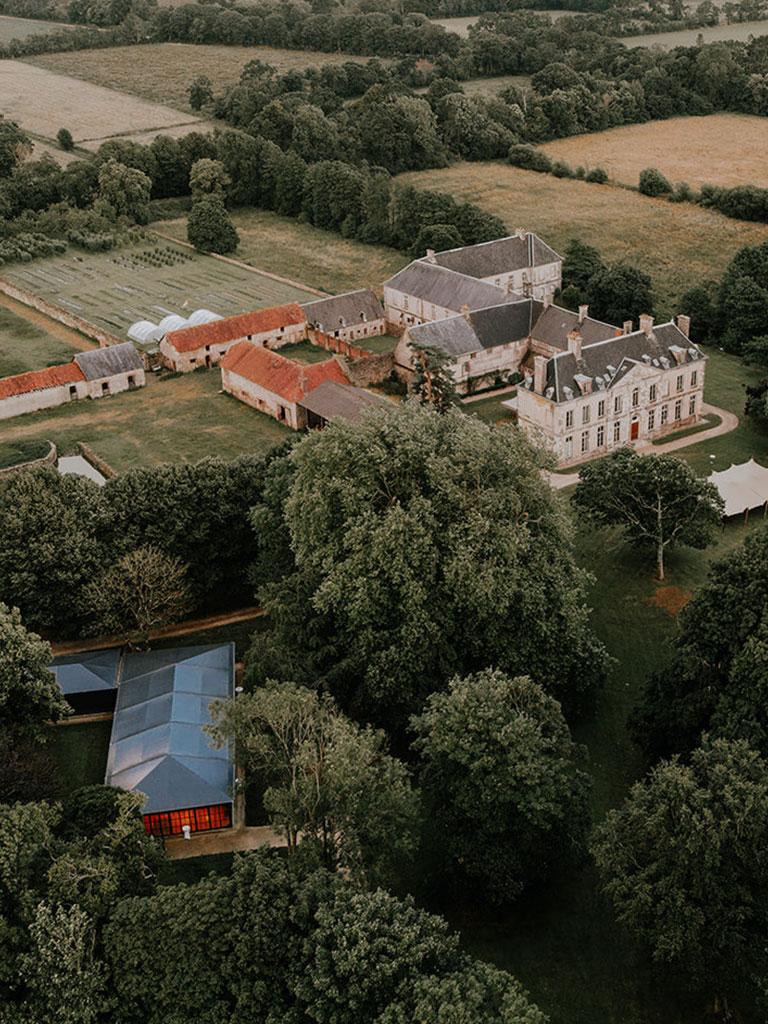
(0, 383), (79, 421)
(84, 367), (146, 398)
(308, 318), (386, 345)
(221, 367), (303, 429)
(384, 287), (458, 329)
(481, 261), (561, 302)
(518, 357), (707, 466)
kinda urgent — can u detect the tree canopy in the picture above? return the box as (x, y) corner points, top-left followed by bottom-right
(592, 737), (768, 999)
(573, 448), (723, 579)
(246, 401), (609, 730)
(187, 194), (239, 253)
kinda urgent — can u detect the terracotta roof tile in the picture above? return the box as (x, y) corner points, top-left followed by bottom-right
(165, 303), (307, 354)
(222, 341), (350, 403)
(0, 362), (84, 401)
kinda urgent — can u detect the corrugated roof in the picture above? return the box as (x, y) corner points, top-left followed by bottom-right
(50, 648), (122, 695)
(301, 289), (383, 331)
(297, 380), (387, 422)
(424, 233), (561, 278)
(75, 342), (143, 381)
(0, 362), (84, 400)
(166, 303), (307, 354)
(222, 341), (350, 403)
(105, 644), (234, 815)
(544, 323), (705, 402)
(383, 261), (520, 312)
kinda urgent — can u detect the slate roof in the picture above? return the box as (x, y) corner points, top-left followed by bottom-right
(50, 648), (122, 695)
(423, 233), (562, 279)
(301, 289), (383, 331)
(543, 322), (705, 403)
(405, 300), (619, 359)
(0, 362), (84, 400)
(297, 381), (387, 422)
(74, 342), (143, 381)
(165, 303), (307, 354)
(105, 645), (234, 815)
(222, 341), (350, 403)
(383, 261), (521, 311)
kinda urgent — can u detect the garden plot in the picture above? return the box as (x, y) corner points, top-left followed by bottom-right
(2, 244), (321, 341)
(0, 61), (205, 146)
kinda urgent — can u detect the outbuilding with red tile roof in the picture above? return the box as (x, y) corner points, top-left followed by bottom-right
(221, 340), (351, 429)
(159, 303), (308, 372)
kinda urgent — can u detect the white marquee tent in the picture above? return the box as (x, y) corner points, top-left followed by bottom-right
(708, 459), (768, 518)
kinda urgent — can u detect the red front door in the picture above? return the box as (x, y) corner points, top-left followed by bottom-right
(630, 420), (639, 440)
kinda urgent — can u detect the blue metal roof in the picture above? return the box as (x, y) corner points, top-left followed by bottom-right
(105, 645), (234, 815)
(50, 648), (122, 694)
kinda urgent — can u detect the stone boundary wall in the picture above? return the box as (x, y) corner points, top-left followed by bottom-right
(78, 442), (118, 479)
(0, 441), (56, 481)
(312, 329), (393, 361)
(0, 277), (122, 349)
(339, 351), (394, 387)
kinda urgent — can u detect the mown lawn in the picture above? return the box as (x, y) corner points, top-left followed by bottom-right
(46, 721), (113, 794)
(153, 205), (406, 297)
(0, 303), (91, 376)
(0, 368), (292, 472)
(462, 390), (516, 425)
(398, 163), (768, 315)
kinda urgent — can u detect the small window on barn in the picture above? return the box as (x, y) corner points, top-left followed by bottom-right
(101, 382), (109, 394)
(127, 375), (135, 387)
(69, 385), (77, 397)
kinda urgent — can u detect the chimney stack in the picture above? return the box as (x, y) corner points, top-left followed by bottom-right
(567, 330), (582, 361)
(460, 303), (471, 324)
(578, 304), (588, 324)
(543, 293), (551, 309)
(677, 314), (691, 338)
(639, 314), (654, 337)
(514, 226), (526, 239)
(623, 319), (633, 335)
(534, 354), (547, 394)
(426, 248), (436, 263)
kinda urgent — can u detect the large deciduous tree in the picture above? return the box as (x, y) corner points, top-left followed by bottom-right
(573, 448), (723, 579)
(206, 681), (418, 886)
(407, 341), (459, 412)
(412, 670), (590, 903)
(246, 402), (609, 729)
(592, 737), (768, 1004)
(187, 195), (238, 253)
(585, 262), (654, 326)
(95, 158), (151, 225)
(0, 603), (69, 743)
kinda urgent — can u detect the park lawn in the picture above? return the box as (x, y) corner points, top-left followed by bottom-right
(153, 207), (406, 297)
(539, 114), (768, 191)
(0, 304), (91, 376)
(46, 721), (113, 794)
(26, 43), (374, 111)
(398, 163), (768, 314)
(0, 369), (293, 472)
(675, 345), (768, 475)
(462, 390), (516, 425)
(456, 511), (765, 1024)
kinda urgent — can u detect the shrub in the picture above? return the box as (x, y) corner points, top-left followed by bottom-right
(585, 166), (608, 183)
(56, 127), (74, 151)
(638, 167), (673, 197)
(552, 160), (572, 178)
(508, 144), (552, 173)
(574, 165), (586, 179)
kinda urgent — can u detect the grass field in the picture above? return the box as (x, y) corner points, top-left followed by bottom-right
(2, 241), (320, 343)
(26, 42), (373, 111)
(46, 721), (113, 793)
(621, 17), (768, 47)
(0, 303), (92, 376)
(0, 60), (208, 148)
(399, 162), (768, 313)
(0, 13), (72, 41)
(152, 206), (406, 297)
(432, 10), (581, 35)
(0, 368), (292, 472)
(462, 389), (517, 424)
(539, 113), (768, 189)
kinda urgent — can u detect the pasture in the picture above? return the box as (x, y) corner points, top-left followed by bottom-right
(26, 42), (373, 110)
(0, 60), (206, 147)
(152, 206), (406, 297)
(1, 241), (321, 342)
(0, 367), (293, 472)
(0, 300), (95, 377)
(620, 16), (768, 47)
(399, 162), (768, 312)
(539, 114), (768, 190)
(0, 13), (71, 41)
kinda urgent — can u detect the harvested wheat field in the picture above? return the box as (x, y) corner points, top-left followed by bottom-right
(0, 61), (208, 146)
(27, 43), (373, 111)
(399, 162), (768, 312)
(539, 114), (768, 189)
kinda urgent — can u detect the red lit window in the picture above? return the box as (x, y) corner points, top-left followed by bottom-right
(143, 804), (231, 838)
